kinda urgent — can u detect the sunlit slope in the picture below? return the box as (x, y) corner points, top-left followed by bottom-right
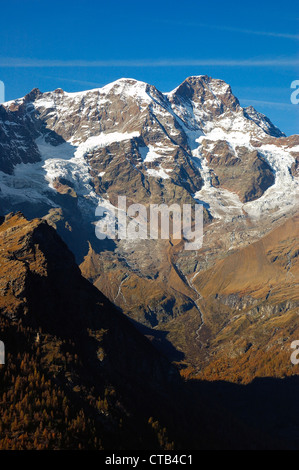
(195, 213), (299, 303)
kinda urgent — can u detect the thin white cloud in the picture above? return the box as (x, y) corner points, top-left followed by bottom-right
(0, 57), (299, 67)
(240, 98), (295, 109)
(156, 19), (299, 40)
(196, 24), (299, 41)
(224, 27), (299, 40)
(38, 75), (104, 87)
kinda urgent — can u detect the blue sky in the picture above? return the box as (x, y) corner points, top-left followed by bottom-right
(0, 0), (298, 134)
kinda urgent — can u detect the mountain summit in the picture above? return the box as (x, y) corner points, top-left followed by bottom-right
(0, 76), (295, 215)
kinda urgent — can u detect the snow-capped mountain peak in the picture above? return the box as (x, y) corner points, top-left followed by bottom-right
(0, 76), (298, 228)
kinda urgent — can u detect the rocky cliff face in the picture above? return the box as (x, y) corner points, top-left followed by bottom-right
(0, 212), (175, 382)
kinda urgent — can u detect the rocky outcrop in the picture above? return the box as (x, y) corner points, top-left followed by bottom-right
(201, 140), (275, 202)
(0, 212), (175, 381)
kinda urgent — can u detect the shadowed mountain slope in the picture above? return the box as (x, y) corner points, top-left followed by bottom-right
(0, 212), (274, 449)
